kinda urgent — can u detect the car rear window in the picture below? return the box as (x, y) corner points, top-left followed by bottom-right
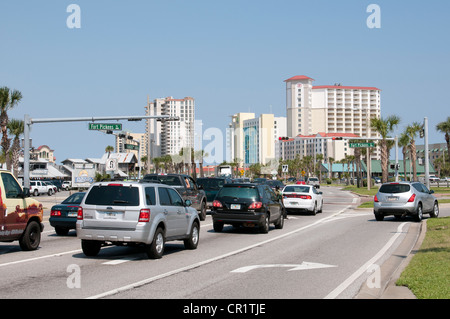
(85, 185), (140, 206)
(284, 186), (310, 193)
(217, 186), (260, 200)
(379, 184), (410, 194)
(143, 175), (182, 186)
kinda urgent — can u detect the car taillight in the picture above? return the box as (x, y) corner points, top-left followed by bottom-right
(77, 207), (83, 220)
(139, 209), (151, 222)
(374, 195), (379, 202)
(408, 194), (416, 202)
(212, 200), (223, 208)
(248, 202), (263, 209)
(300, 195), (312, 199)
(51, 210), (61, 216)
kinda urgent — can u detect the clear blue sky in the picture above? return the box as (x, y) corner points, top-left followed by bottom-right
(1, 0), (449, 164)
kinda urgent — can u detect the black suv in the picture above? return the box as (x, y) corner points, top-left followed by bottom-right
(211, 183), (285, 233)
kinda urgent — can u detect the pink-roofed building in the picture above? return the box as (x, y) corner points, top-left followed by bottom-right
(284, 75), (381, 160)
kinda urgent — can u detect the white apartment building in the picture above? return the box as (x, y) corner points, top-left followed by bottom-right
(115, 132), (147, 159)
(285, 75), (381, 159)
(145, 96), (195, 158)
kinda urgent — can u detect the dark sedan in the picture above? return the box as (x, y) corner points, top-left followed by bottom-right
(50, 192), (86, 235)
(196, 177), (232, 208)
(211, 183), (284, 233)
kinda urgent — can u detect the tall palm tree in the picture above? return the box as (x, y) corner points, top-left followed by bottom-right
(7, 119), (24, 177)
(328, 157), (335, 180)
(398, 131), (410, 181)
(105, 145), (114, 158)
(370, 115), (401, 183)
(0, 87), (23, 170)
(406, 122), (422, 181)
(436, 116), (450, 162)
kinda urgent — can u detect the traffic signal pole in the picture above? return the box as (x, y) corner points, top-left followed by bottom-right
(23, 114), (177, 188)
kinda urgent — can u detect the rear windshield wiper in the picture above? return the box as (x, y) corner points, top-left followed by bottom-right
(113, 200), (129, 204)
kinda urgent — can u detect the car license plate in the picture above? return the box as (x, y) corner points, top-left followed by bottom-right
(68, 212), (77, 217)
(102, 211), (119, 219)
(387, 197), (398, 201)
(230, 204), (241, 210)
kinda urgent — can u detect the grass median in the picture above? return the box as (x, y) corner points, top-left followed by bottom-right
(396, 217), (450, 299)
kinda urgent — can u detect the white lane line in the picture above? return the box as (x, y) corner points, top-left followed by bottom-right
(324, 222), (409, 299)
(103, 257), (140, 265)
(0, 249), (82, 268)
(87, 206), (350, 299)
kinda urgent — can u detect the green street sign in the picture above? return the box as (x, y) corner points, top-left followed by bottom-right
(349, 142), (375, 148)
(124, 144), (139, 150)
(89, 123), (122, 131)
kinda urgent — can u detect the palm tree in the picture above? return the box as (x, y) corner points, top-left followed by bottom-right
(406, 122), (422, 181)
(370, 115), (401, 183)
(0, 87), (23, 169)
(436, 116), (450, 162)
(7, 119), (24, 177)
(398, 131), (410, 181)
(328, 157), (335, 179)
(105, 145), (114, 158)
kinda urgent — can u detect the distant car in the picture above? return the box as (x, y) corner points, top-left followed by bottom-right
(77, 181), (200, 259)
(196, 177), (232, 207)
(211, 183), (284, 233)
(429, 175), (440, 182)
(265, 180), (285, 190)
(307, 177), (320, 188)
(50, 192), (86, 235)
(282, 184), (323, 215)
(252, 178), (267, 184)
(62, 181), (71, 190)
(296, 179), (306, 185)
(374, 182), (439, 222)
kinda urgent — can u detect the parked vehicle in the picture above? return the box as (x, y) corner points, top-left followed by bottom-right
(50, 192), (86, 235)
(29, 180), (54, 196)
(307, 177), (320, 188)
(44, 181), (57, 194)
(141, 174), (207, 220)
(429, 175), (440, 182)
(196, 177), (232, 208)
(0, 170), (44, 250)
(282, 184), (323, 215)
(62, 181), (71, 190)
(264, 180), (285, 190)
(374, 182), (439, 222)
(211, 183), (284, 233)
(76, 181), (200, 259)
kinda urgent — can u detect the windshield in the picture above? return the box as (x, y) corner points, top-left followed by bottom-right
(284, 186), (310, 193)
(217, 186), (260, 201)
(62, 192), (85, 204)
(379, 184), (410, 194)
(85, 185), (140, 206)
(143, 175), (182, 186)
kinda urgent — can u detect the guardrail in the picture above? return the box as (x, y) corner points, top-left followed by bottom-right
(430, 180), (450, 187)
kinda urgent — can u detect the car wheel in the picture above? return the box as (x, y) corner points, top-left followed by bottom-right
(81, 240), (102, 256)
(275, 212), (284, 229)
(213, 221), (224, 232)
(414, 204), (423, 222)
(260, 214), (270, 234)
(374, 211), (384, 221)
(199, 201), (206, 221)
(311, 203), (317, 216)
(430, 201), (439, 218)
(33, 189), (38, 196)
(184, 221), (199, 249)
(55, 226), (70, 236)
(19, 221), (41, 251)
(146, 227), (165, 259)
(48, 189), (52, 196)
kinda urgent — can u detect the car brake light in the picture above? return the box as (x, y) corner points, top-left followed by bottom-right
(300, 195), (312, 200)
(408, 194), (416, 202)
(77, 207), (83, 220)
(51, 210), (61, 216)
(139, 209), (151, 222)
(374, 195), (379, 202)
(212, 200), (222, 208)
(248, 202), (263, 209)
(108, 183), (123, 186)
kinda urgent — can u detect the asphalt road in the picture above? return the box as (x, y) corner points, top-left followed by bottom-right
(1, 187), (448, 301)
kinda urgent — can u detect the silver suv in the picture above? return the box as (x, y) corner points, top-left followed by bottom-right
(76, 181), (200, 259)
(374, 182), (439, 222)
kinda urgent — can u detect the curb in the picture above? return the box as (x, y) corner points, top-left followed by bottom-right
(355, 220), (426, 299)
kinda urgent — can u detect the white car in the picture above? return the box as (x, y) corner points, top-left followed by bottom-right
(282, 184), (323, 215)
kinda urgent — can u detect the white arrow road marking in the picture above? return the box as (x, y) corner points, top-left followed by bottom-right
(231, 262), (337, 273)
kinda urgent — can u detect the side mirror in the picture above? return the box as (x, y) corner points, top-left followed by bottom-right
(429, 190), (434, 194)
(21, 187), (31, 198)
(185, 199), (192, 207)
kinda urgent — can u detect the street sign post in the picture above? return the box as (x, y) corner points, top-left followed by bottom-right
(349, 142), (375, 148)
(89, 123), (122, 131)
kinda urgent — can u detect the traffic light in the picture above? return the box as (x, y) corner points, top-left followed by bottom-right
(419, 129), (424, 138)
(332, 137), (343, 140)
(279, 137), (289, 141)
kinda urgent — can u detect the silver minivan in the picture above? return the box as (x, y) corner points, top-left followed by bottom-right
(374, 182), (439, 222)
(76, 181), (200, 259)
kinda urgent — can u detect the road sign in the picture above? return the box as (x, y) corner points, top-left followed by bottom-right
(349, 142), (375, 148)
(89, 123), (122, 131)
(301, 170), (306, 176)
(282, 165), (288, 173)
(124, 144), (139, 150)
